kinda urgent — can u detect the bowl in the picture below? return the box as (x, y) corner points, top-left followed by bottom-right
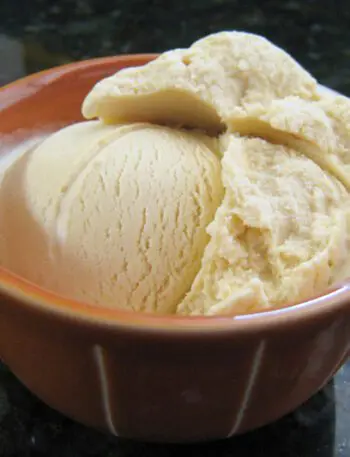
(0, 55), (349, 443)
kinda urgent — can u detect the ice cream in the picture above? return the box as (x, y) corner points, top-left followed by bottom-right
(1, 30), (350, 315)
(178, 134), (349, 315)
(83, 31), (318, 134)
(0, 121), (222, 313)
(228, 95), (350, 189)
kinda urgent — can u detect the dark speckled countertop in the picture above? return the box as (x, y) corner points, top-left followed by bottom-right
(0, 0), (350, 456)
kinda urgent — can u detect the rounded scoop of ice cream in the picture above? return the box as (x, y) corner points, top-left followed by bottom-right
(0, 120), (223, 313)
(82, 31), (318, 133)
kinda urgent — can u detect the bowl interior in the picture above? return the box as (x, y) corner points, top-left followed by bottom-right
(0, 55), (349, 332)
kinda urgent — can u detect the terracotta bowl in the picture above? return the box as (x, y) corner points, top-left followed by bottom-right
(0, 55), (350, 443)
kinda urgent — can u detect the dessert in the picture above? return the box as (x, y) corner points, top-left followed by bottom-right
(1, 31), (350, 315)
(0, 122), (222, 313)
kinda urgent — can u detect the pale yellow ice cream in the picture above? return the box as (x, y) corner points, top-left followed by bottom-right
(82, 31), (318, 133)
(228, 94), (350, 189)
(1, 30), (350, 316)
(178, 135), (349, 315)
(0, 121), (223, 313)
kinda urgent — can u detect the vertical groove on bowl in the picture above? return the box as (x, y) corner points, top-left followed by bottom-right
(235, 317), (350, 434)
(227, 340), (266, 437)
(0, 304), (108, 430)
(93, 344), (118, 436)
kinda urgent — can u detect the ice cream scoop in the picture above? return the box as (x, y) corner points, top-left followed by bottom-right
(178, 134), (350, 315)
(0, 121), (223, 313)
(82, 31), (318, 132)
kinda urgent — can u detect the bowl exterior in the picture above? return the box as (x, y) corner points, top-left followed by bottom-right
(0, 286), (349, 442)
(0, 57), (349, 443)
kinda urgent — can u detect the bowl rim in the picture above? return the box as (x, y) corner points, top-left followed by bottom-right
(0, 55), (350, 334)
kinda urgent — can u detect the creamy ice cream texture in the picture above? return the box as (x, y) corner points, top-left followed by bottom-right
(1, 31), (350, 315)
(0, 122), (222, 314)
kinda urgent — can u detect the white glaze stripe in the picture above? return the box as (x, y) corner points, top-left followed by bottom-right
(227, 340), (266, 437)
(93, 345), (118, 436)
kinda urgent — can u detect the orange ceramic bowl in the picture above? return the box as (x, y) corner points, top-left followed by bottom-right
(0, 55), (350, 443)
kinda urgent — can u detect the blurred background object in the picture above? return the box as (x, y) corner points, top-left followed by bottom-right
(0, 35), (24, 85)
(0, 0), (350, 93)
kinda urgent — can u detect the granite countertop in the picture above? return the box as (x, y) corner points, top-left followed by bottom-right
(0, 0), (350, 455)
